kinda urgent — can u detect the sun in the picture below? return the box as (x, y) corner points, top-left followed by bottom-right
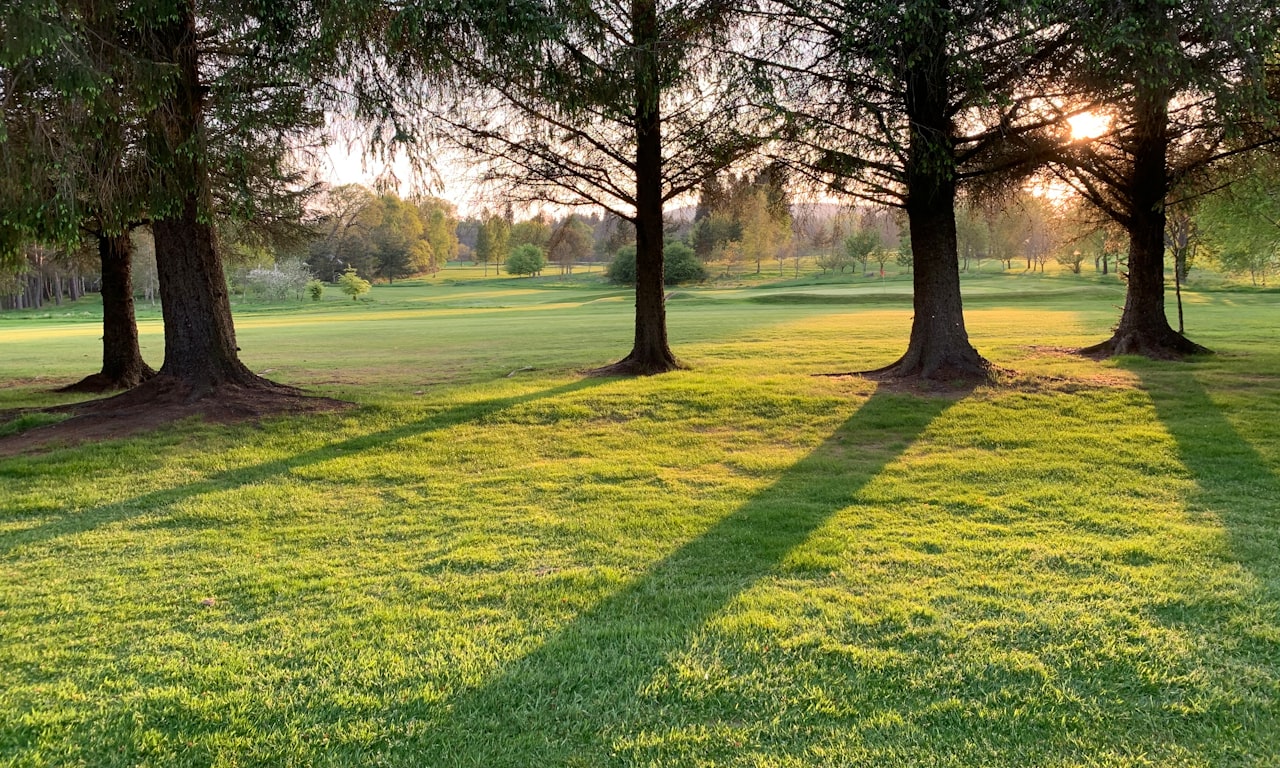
(1068, 111), (1110, 141)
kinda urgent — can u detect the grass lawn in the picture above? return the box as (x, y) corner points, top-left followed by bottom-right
(1, 268), (1278, 766)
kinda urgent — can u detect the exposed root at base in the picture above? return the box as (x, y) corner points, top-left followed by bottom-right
(817, 358), (1003, 395)
(586, 355), (688, 378)
(0, 374), (351, 457)
(54, 367), (157, 394)
(1080, 329), (1212, 360)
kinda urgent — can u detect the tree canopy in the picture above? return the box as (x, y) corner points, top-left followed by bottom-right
(1050, 0), (1280, 356)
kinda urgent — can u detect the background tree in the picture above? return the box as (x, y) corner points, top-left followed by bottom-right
(739, 189), (789, 275)
(1021, 195), (1060, 273)
(607, 241), (707, 285)
(417, 197), (460, 273)
(843, 226), (882, 276)
(1095, 223), (1127, 276)
(1166, 205), (1201, 286)
(243, 259), (315, 301)
(309, 184), (378, 280)
(955, 203), (989, 272)
(593, 213), (636, 262)
(1197, 155), (1280, 286)
(987, 205), (1030, 271)
(506, 243), (548, 276)
(475, 215), (510, 277)
(511, 215), (553, 251)
(370, 193), (425, 284)
(401, 0), (765, 374)
(337, 265), (372, 300)
(546, 216), (595, 275)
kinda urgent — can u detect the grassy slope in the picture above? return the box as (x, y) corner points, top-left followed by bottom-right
(1, 269), (1278, 766)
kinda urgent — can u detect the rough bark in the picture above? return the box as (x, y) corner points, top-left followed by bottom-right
(118, 0), (277, 402)
(43, 0), (337, 437)
(151, 2), (270, 396)
(591, 0), (682, 376)
(58, 231), (156, 393)
(1081, 79), (1208, 359)
(863, 8), (991, 384)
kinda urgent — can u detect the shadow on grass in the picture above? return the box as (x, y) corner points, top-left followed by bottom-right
(1132, 362), (1280, 616)
(1127, 363), (1280, 766)
(0, 379), (604, 559)
(384, 386), (961, 765)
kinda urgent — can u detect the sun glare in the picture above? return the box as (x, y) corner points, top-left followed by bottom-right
(1068, 111), (1110, 141)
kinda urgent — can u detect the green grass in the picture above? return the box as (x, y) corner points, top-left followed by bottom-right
(2, 268), (1278, 766)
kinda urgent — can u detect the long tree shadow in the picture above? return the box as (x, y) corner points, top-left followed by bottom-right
(388, 386), (962, 765)
(1130, 363), (1280, 760)
(1132, 363), (1280, 606)
(0, 379), (605, 559)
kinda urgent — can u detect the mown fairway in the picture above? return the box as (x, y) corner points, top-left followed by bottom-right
(2, 269), (1278, 766)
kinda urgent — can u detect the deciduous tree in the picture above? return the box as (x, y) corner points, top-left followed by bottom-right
(1198, 155), (1280, 286)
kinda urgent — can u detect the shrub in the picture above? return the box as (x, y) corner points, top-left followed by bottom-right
(606, 242), (707, 285)
(337, 266), (371, 300)
(506, 244), (547, 276)
(306, 279), (325, 301)
(244, 258), (314, 300)
(663, 242), (708, 284)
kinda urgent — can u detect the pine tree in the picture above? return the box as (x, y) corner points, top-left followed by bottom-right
(764, 0), (1069, 381)
(395, 0), (765, 374)
(1053, 0), (1280, 357)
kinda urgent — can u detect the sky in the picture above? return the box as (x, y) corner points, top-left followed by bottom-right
(319, 135), (486, 216)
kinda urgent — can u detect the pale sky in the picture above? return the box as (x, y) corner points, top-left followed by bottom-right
(319, 136), (486, 216)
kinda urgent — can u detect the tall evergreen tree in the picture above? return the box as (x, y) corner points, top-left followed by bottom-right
(1052, 0), (1280, 357)
(1, 0), (156, 391)
(3, 0), (343, 400)
(764, 0), (1068, 381)
(392, 0), (765, 374)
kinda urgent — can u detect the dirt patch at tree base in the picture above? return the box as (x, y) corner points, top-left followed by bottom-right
(0, 376), (352, 458)
(54, 368), (158, 394)
(1079, 330), (1212, 360)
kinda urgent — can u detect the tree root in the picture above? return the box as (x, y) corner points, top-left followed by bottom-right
(55, 366), (157, 394)
(1080, 328), (1211, 360)
(587, 351), (688, 377)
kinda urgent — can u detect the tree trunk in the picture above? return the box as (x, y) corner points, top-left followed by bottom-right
(592, 0), (681, 376)
(145, 0), (273, 396)
(865, 6), (990, 383)
(1081, 74), (1207, 359)
(59, 231), (156, 393)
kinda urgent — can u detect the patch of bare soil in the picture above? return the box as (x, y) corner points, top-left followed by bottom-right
(0, 375), (352, 458)
(54, 369), (155, 394)
(585, 357), (689, 377)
